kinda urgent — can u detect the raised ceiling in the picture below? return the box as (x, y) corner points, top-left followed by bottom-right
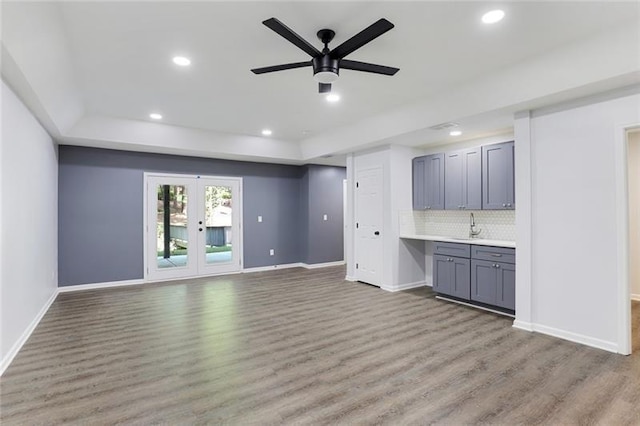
(2, 1), (639, 164)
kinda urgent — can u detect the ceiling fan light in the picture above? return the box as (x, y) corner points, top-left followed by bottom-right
(314, 71), (339, 84)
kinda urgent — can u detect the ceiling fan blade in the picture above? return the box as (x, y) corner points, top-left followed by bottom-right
(319, 83), (332, 93)
(330, 18), (394, 59)
(262, 18), (322, 58)
(251, 61), (311, 74)
(340, 59), (399, 76)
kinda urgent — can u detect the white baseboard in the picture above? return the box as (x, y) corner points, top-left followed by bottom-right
(345, 275), (357, 282)
(381, 280), (427, 292)
(1, 289), (58, 376)
(243, 263), (303, 273)
(57, 278), (145, 293)
(512, 320), (534, 332)
(301, 260), (345, 269)
(631, 293), (640, 301)
(244, 261), (345, 273)
(516, 322), (618, 353)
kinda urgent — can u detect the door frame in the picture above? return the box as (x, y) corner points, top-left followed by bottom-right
(615, 123), (640, 355)
(143, 172), (244, 283)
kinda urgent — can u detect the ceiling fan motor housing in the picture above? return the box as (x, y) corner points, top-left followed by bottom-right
(312, 56), (340, 83)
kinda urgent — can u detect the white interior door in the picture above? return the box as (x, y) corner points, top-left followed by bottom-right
(355, 167), (384, 286)
(146, 174), (242, 281)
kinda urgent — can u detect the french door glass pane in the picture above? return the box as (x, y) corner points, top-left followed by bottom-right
(156, 184), (189, 268)
(204, 185), (233, 264)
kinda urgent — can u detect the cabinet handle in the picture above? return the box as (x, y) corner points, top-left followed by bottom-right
(507, 203), (512, 208)
(502, 203), (507, 207)
(491, 254), (502, 257)
(495, 264), (501, 268)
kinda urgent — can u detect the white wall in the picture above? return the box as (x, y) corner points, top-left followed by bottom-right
(517, 92), (640, 352)
(629, 130), (640, 299)
(1, 80), (58, 373)
(349, 145), (424, 290)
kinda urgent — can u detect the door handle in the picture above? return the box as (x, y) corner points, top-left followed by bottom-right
(374, 231), (380, 235)
(199, 220), (203, 225)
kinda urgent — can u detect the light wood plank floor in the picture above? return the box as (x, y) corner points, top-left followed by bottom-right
(1, 266), (639, 425)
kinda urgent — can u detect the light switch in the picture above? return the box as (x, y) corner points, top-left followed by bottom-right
(258, 215), (263, 222)
(323, 214), (328, 221)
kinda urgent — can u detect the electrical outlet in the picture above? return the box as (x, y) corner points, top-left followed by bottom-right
(323, 214), (328, 221)
(269, 249), (275, 256)
(258, 215), (263, 222)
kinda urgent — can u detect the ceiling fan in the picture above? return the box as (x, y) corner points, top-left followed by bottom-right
(251, 17), (399, 93)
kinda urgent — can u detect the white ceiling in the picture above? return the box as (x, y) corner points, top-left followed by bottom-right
(2, 1), (640, 165)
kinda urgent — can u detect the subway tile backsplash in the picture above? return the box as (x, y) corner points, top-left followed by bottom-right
(399, 209), (515, 241)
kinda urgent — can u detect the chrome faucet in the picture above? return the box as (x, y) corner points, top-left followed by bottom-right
(469, 212), (482, 238)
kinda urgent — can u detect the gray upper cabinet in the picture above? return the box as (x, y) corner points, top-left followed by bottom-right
(412, 153), (445, 210)
(412, 156), (426, 210)
(482, 141), (515, 210)
(445, 147), (482, 210)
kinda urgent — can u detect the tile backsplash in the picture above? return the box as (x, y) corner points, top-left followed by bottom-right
(399, 209), (515, 241)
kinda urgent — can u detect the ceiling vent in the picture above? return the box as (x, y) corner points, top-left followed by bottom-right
(429, 122), (459, 131)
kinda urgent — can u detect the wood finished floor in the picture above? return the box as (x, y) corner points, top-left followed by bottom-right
(1, 266), (639, 425)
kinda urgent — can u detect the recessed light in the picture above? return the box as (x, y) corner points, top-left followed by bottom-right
(149, 113), (163, 120)
(172, 56), (191, 66)
(482, 10), (505, 24)
(449, 130), (462, 136)
(261, 129), (272, 136)
(326, 93), (340, 103)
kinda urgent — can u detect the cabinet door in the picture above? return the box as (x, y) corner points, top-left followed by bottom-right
(471, 259), (498, 305)
(495, 262), (516, 310)
(451, 257), (471, 300)
(412, 156), (426, 210)
(445, 151), (463, 210)
(445, 148), (481, 210)
(433, 255), (470, 300)
(425, 153), (445, 210)
(463, 147), (482, 210)
(482, 141), (515, 210)
(433, 254), (452, 295)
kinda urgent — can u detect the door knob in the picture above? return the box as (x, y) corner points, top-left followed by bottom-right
(199, 220), (203, 225)
(374, 231), (380, 235)
(199, 228), (203, 232)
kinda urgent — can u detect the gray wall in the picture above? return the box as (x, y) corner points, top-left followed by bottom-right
(59, 146), (344, 286)
(302, 165), (346, 264)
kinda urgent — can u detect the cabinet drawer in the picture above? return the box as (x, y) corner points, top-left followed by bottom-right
(471, 245), (515, 264)
(433, 242), (470, 258)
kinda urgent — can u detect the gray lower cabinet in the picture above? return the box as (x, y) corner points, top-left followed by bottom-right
(470, 260), (516, 310)
(433, 242), (516, 313)
(433, 254), (470, 299)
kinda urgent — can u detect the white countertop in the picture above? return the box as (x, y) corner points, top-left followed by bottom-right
(399, 234), (515, 248)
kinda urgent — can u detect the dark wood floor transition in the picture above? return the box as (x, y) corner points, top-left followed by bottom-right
(1, 266), (639, 424)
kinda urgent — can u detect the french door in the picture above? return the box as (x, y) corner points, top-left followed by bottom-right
(145, 174), (242, 281)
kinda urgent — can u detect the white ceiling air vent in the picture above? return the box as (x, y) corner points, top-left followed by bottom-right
(429, 122), (459, 131)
